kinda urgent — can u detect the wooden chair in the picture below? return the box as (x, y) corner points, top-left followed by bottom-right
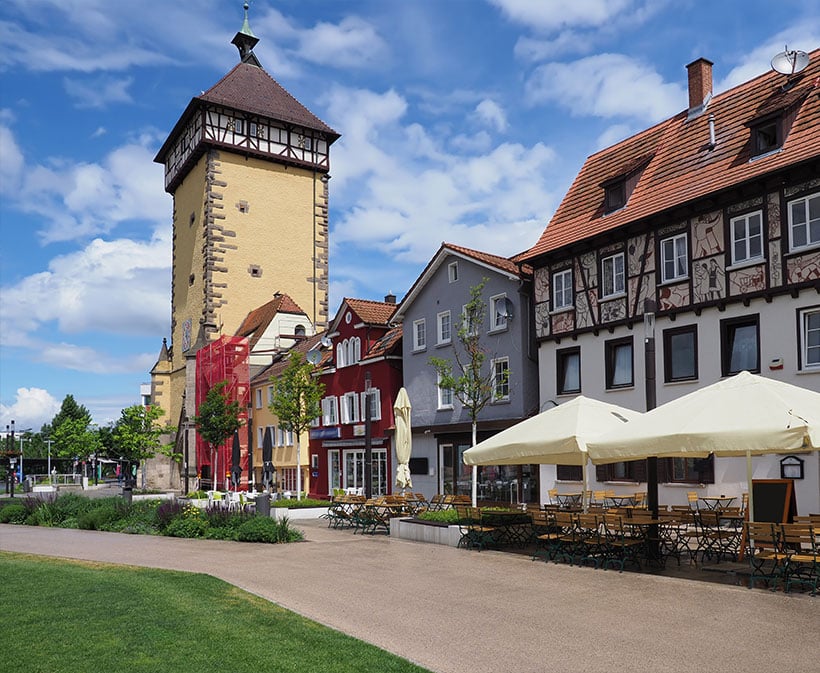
(576, 513), (605, 568)
(744, 521), (786, 589)
(531, 510), (561, 562)
(455, 506), (497, 551)
(591, 490), (608, 506)
(740, 492), (749, 515)
(601, 513), (643, 572)
(781, 523), (819, 595)
(547, 488), (558, 506)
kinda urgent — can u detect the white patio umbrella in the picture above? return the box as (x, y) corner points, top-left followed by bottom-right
(393, 388), (413, 493)
(462, 396), (642, 508)
(586, 371), (820, 519)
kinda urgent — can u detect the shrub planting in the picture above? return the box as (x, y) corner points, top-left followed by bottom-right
(0, 493), (303, 544)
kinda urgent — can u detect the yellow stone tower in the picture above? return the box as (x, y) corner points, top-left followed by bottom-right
(151, 5), (338, 438)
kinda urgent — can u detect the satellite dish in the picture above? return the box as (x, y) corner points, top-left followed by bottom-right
(320, 335), (332, 348)
(495, 298), (515, 323)
(306, 350), (321, 365)
(771, 47), (810, 75)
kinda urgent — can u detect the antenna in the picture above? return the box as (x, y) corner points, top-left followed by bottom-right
(771, 47), (810, 75)
(320, 335), (332, 348)
(306, 350), (322, 365)
(495, 298), (515, 323)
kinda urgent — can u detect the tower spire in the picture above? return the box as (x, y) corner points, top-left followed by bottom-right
(231, 2), (261, 66)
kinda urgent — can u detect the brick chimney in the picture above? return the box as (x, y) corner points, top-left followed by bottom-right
(686, 57), (713, 118)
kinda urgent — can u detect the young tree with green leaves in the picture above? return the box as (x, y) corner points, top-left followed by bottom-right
(112, 405), (172, 477)
(269, 351), (325, 501)
(193, 381), (242, 491)
(430, 278), (506, 506)
(51, 417), (102, 472)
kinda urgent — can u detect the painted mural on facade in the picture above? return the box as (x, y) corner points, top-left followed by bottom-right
(729, 264), (766, 296)
(693, 256), (725, 302)
(692, 210), (723, 259)
(787, 249), (820, 284)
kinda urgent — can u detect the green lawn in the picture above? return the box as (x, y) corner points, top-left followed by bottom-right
(0, 552), (432, 673)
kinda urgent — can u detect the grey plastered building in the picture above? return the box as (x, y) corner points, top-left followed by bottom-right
(392, 243), (539, 502)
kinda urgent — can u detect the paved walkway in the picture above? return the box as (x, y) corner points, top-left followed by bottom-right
(1, 519), (817, 672)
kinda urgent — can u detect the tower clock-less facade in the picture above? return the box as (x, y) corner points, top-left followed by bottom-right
(151, 9), (339, 435)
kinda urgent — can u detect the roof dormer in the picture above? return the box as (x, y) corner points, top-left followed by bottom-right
(599, 154), (653, 215)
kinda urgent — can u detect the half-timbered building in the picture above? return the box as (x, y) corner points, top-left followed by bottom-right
(518, 52), (820, 512)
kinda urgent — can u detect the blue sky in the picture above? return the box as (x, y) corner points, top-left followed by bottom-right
(1, 0), (818, 431)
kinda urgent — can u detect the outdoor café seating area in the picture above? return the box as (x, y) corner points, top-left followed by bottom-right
(325, 493), (432, 535)
(204, 490), (257, 512)
(446, 493), (818, 595)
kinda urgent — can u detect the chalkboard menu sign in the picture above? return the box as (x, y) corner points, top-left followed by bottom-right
(751, 479), (796, 523)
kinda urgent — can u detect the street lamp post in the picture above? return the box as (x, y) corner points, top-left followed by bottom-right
(644, 301), (660, 561)
(364, 371), (373, 499)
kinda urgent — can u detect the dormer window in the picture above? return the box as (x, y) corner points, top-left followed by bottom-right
(751, 115), (781, 157)
(604, 180), (626, 213)
(599, 154), (651, 215)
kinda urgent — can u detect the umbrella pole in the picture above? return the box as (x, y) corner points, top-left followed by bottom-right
(471, 421), (478, 507)
(746, 449), (754, 521)
(582, 460), (588, 513)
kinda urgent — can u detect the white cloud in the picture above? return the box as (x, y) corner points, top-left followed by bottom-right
(514, 31), (590, 62)
(0, 387), (60, 431)
(2, 124), (169, 243)
(0, 233), (170, 346)
(525, 53), (686, 123)
(474, 99), (508, 133)
(91, 126), (107, 138)
(0, 124), (24, 195)
(36, 342), (157, 375)
(63, 75), (134, 108)
(489, 0), (635, 32)
(296, 16), (388, 68)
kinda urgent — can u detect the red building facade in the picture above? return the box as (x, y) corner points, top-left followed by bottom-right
(308, 298), (402, 498)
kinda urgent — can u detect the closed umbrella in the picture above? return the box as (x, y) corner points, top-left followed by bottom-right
(262, 426), (274, 492)
(586, 371), (820, 519)
(393, 388), (413, 493)
(463, 396), (641, 509)
(230, 430), (242, 490)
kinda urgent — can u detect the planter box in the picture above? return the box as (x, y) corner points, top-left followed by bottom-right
(32, 485), (57, 493)
(390, 517), (463, 547)
(270, 506), (330, 521)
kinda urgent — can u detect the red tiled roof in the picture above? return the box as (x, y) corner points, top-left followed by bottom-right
(200, 62), (339, 138)
(446, 243), (532, 277)
(521, 49), (820, 261)
(361, 326), (402, 361)
(344, 298), (397, 326)
(249, 331), (327, 384)
(235, 293), (307, 350)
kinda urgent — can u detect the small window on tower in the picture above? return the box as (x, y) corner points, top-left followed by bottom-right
(249, 265), (262, 278)
(189, 212), (196, 227)
(237, 201), (249, 213)
(234, 118), (245, 135)
(189, 274), (195, 286)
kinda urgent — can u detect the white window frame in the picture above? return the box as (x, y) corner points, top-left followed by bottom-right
(255, 388), (263, 409)
(490, 294), (508, 331)
(601, 252), (625, 298)
(462, 304), (479, 337)
(491, 357), (510, 401)
(800, 307), (820, 370)
(336, 342), (346, 368)
(788, 192), (820, 251)
(267, 385), (275, 405)
(437, 311), (451, 345)
(360, 388), (381, 421)
(553, 269), (573, 310)
(341, 391), (359, 424)
(437, 372), (453, 409)
(448, 261), (459, 283)
(322, 396), (339, 426)
(730, 210), (764, 265)
(412, 318), (426, 351)
(661, 233), (688, 283)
